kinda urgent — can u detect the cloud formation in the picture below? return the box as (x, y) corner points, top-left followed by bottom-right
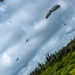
(0, 0), (75, 75)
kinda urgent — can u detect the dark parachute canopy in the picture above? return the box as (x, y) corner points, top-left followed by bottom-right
(0, 0), (4, 2)
(45, 5), (60, 19)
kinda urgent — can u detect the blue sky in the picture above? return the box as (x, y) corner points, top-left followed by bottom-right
(0, 0), (75, 75)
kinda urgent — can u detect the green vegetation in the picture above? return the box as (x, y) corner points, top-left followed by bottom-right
(30, 38), (75, 75)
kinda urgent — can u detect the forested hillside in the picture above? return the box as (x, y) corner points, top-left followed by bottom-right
(30, 38), (75, 75)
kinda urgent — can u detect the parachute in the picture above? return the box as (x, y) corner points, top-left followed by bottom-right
(45, 5), (60, 19)
(0, 0), (4, 2)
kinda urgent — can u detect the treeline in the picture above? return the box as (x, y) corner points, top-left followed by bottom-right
(30, 38), (75, 75)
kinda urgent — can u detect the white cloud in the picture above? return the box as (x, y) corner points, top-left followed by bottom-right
(0, 52), (11, 66)
(0, 0), (75, 75)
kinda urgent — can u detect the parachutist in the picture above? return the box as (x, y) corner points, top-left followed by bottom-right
(10, 21), (11, 23)
(64, 23), (66, 25)
(16, 58), (19, 61)
(4, 12), (6, 14)
(25, 38), (29, 43)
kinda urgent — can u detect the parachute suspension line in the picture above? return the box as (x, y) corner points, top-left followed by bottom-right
(0, 11), (5, 22)
(0, 11), (7, 23)
(56, 10), (65, 24)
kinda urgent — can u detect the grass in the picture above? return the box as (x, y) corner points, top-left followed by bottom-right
(40, 51), (75, 75)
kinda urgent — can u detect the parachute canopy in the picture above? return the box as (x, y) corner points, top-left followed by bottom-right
(0, 0), (4, 2)
(45, 5), (60, 19)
